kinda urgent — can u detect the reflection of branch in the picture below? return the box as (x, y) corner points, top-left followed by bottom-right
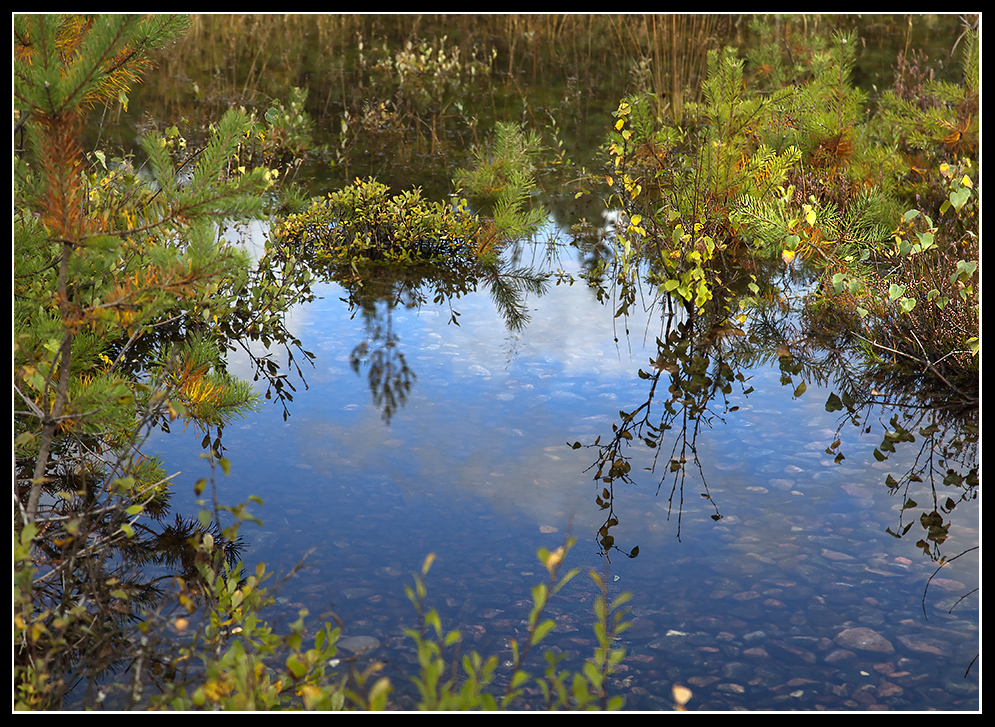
(853, 331), (974, 402)
(590, 478), (640, 562)
(733, 292), (979, 566)
(856, 405), (979, 565)
(921, 543), (980, 680)
(948, 587), (979, 615)
(658, 409), (723, 536)
(234, 341), (306, 423)
(581, 319), (740, 545)
(922, 545), (978, 620)
(350, 339), (416, 425)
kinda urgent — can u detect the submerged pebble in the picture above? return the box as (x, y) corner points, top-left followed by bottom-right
(834, 627), (894, 653)
(337, 635), (381, 654)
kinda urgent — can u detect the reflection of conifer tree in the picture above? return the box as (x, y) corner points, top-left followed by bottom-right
(349, 303), (416, 425)
(150, 514), (246, 586)
(15, 451), (247, 706)
(480, 261), (550, 333)
(340, 258), (550, 421)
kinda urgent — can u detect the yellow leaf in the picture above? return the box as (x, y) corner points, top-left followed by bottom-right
(672, 684), (693, 710)
(543, 546), (565, 575)
(300, 684), (325, 710)
(781, 249), (795, 264)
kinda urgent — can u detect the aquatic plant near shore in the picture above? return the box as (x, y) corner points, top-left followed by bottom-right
(13, 14), (284, 708)
(274, 177), (482, 268)
(403, 544), (633, 710)
(598, 20), (978, 399)
(454, 121), (549, 258)
(274, 121), (550, 270)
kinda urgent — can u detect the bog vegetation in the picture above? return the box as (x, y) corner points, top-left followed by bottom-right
(14, 13), (977, 710)
(601, 25), (977, 396)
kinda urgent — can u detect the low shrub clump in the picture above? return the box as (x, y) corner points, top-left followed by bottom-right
(274, 177), (482, 268)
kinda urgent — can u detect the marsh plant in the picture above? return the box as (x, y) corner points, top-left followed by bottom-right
(599, 19), (978, 399)
(454, 121), (549, 255)
(402, 546), (633, 711)
(13, 14), (276, 708)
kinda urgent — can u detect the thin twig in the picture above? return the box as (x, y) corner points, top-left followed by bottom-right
(921, 545), (978, 619)
(852, 332), (972, 401)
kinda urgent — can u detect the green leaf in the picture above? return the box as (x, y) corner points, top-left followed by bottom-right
(114, 476), (136, 491)
(949, 187), (970, 211)
(898, 297), (917, 314)
(610, 591), (633, 610)
(954, 260), (978, 279)
(286, 654), (307, 679)
(914, 231), (934, 250)
(533, 619), (556, 644)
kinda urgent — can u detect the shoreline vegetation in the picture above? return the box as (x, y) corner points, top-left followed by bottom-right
(15, 14), (977, 710)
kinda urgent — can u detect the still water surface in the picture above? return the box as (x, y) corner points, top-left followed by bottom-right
(149, 223), (979, 711)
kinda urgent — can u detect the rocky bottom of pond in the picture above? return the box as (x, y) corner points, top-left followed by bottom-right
(247, 448), (978, 711)
(620, 617), (978, 711)
(268, 592), (977, 711)
(268, 537), (978, 711)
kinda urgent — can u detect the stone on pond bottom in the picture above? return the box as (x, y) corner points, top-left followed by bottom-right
(834, 627), (894, 653)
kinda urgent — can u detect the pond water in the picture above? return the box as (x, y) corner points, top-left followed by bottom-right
(147, 217), (979, 711)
